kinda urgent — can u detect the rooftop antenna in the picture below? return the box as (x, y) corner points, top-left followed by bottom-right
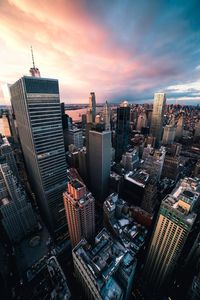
(29, 46), (41, 77)
(31, 46), (35, 69)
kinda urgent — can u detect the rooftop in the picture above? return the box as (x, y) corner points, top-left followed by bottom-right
(104, 194), (148, 253)
(73, 228), (136, 299)
(125, 170), (150, 188)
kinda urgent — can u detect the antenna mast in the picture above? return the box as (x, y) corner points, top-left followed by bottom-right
(31, 46), (35, 68)
(29, 46), (41, 77)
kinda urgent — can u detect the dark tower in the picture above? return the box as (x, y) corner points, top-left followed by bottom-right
(115, 100), (130, 161)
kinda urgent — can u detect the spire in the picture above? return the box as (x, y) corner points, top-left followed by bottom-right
(31, 46), (35, 69)
(29, 46), (41, 77)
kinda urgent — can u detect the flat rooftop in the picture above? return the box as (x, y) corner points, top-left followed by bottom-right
(125, 170), (149, 188)
(73, 228), (136, 299)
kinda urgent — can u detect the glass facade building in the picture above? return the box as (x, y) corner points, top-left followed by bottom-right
(150, 93), (166, 147)
(10, 76), (68, 241)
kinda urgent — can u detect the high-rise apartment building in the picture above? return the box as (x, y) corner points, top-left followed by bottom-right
(88, 130), (111, 202)
(143, 177), (200, 293)
(0, 162), (37, 242)
(10, 76), (68, 241)
(87, 92), (96, 123)
(115, 101), (130, 161)
(63, 179), (95, 248)
(150, 93), (166, 147)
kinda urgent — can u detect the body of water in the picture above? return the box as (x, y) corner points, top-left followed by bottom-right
(65, 107), (102, 122)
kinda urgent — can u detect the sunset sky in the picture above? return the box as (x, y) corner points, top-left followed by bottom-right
(0, 0), (200, 104)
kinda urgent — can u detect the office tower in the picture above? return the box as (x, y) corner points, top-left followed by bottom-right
(10, 76), (68, 241)
(137, 112), (147, 131)
(115, 101), (130, 161)
(146, 109), (153, 127)
(88, 130), (111, 202)
(162, 123), (176, 145)
(162, 145), (181, 181)
(0, 162), (37, 243)
(121, 149), (139, 172)
(123, 170), (157, 213)
(143, 177), (199, 294)
(64, 127), (83, 150)
(0, 135), (19, 178)
(87, 92), (96, 123)
(63, 179), (95, 248)
(73, 228), (137, 300)
(61, 102), (72, 130)
(162, 154), (180, 181)
(175, 114), (184, 140)
(142, 145), (166, 180)
(25, 256), (71, 299)
(103, 101), (111, 131)
(150, 93), (166, 147)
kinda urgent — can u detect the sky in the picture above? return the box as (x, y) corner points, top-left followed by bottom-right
(0, 0), (200, 104)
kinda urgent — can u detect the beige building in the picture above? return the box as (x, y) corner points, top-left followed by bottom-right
(143, 177), (199, 293)
(63, 179), (95, 248)
(150, 93), (166, 147)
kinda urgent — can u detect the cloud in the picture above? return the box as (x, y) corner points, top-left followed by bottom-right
(0, 0), (200, 104)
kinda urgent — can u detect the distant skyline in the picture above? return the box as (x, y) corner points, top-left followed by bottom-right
(0, 0), (200, 104)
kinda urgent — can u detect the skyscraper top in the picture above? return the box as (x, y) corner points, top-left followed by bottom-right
(29, 46), (41, 78)
(120, 100), (129, 107)
(163, 177), (200, 220)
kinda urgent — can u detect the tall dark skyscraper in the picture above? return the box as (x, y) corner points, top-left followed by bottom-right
(10, 76), (68, 241)
(88, 130), (111, 202)
(150, 93), (166, 147)
(115, 100), (130, 161)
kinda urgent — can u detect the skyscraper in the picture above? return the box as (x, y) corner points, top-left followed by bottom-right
(143, 177), (199, 294)
(0, 135), (19, 178)
(115, 101), (130, 161)
(175, 114), (184, 140)
(10, 76), (68, 241)
(88, 130), (111, 202)
(162, 124), (176, 145)
(87, 92), (96, 123)
(0, 162), (37, 243)
(137, 112), (147, 131)
(150, 93), (166, 147)
(142, 145), (166, 180)
(103, 101), (111, 131)
(63, 179), (95, 248)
